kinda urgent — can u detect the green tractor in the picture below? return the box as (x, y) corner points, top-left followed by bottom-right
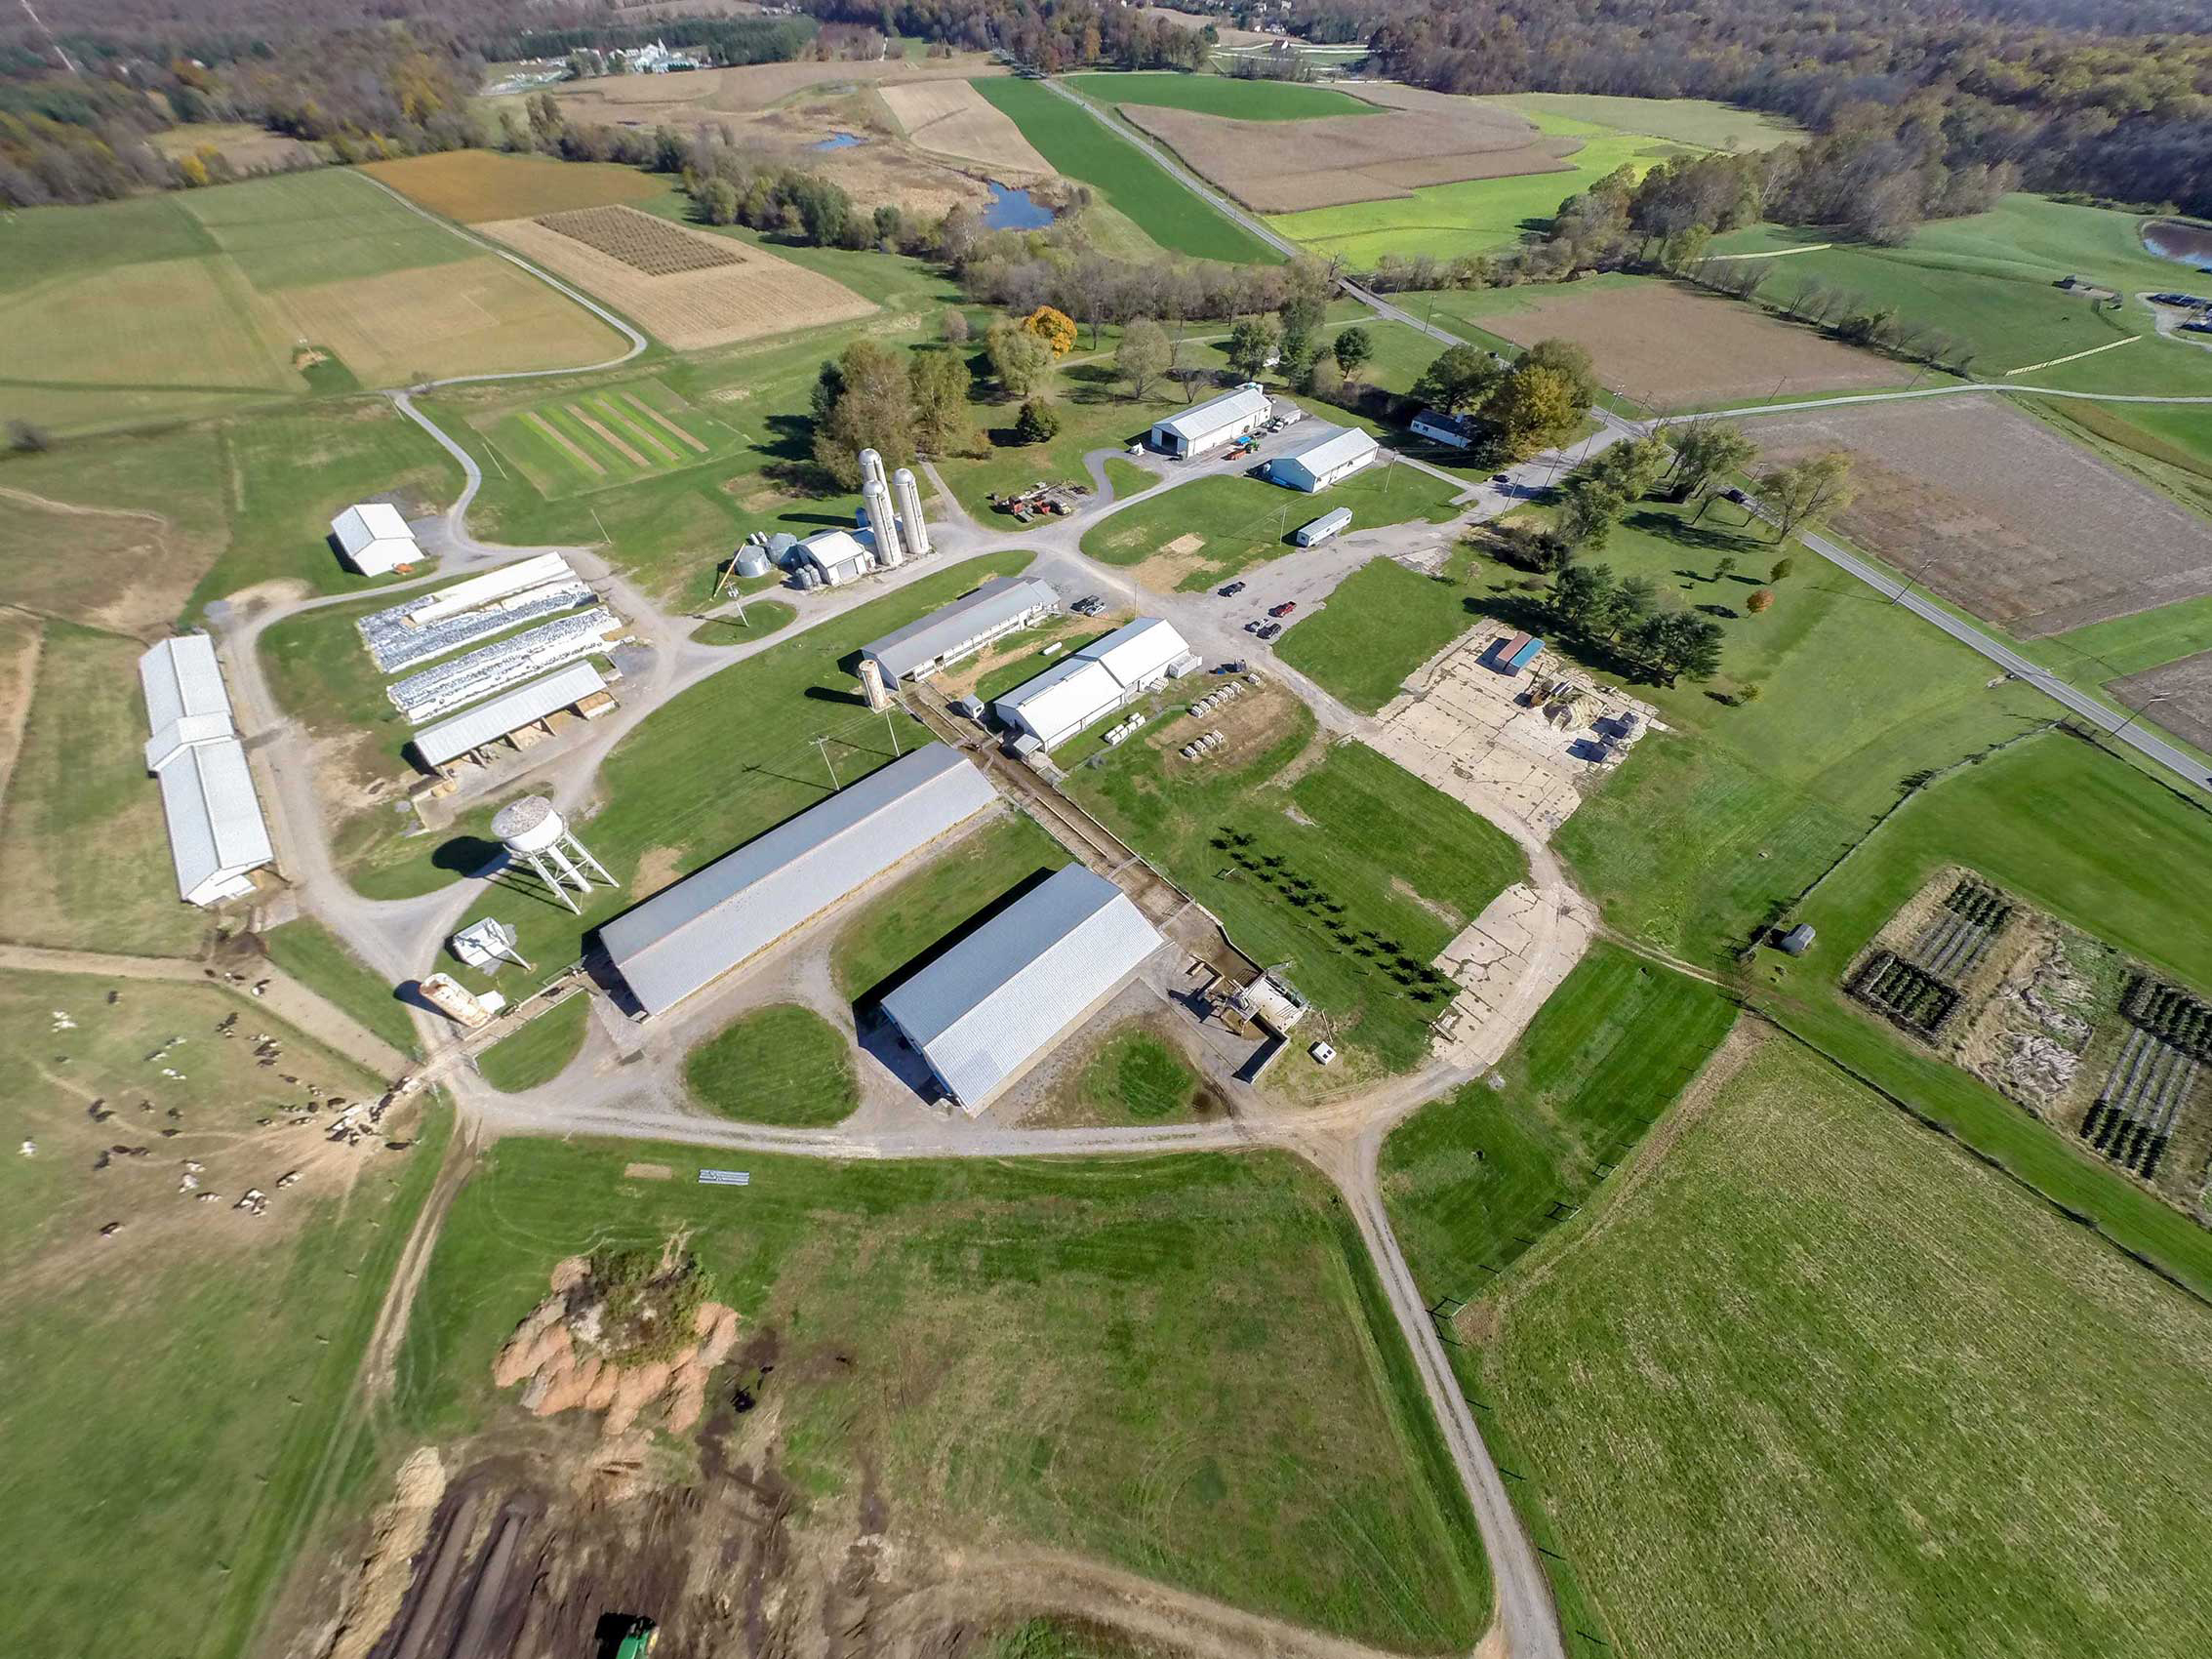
(610, 1618), (657, 1659)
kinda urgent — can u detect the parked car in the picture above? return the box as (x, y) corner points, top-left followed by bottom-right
(1267, 600), (1297, 618)
(1722, 488), (1748, 505)
(1071, 594), (1106, 616)
(1220, 580), (1247, 597)
(1257, 622), (1283, 641)
(1244, 619), (1262, 633)
(1214, 660), (1248, 674)
(1491, 472), (1512, 484)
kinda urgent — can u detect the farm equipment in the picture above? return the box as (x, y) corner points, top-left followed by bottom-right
(609, 1618), (659, 1659)
(990, 480), (1092, 522)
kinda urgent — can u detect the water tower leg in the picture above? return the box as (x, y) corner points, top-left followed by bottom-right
(528, 849), (582, 914)
(564, 833), (615, 888)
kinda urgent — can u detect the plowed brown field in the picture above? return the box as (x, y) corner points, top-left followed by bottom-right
(480, 214), (874, 351)
(1125, 86), (1575, 213)
(879, 79), (1051, 181)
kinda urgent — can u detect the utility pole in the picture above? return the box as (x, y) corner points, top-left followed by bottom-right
(1889, 551), (1937, 605)
(882, 704), (902, 755)
(2114, 689), (2175, 740)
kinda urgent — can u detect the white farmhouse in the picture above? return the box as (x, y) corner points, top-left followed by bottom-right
(330, 503), (420, 576)
(1268, 423), (1378, 492)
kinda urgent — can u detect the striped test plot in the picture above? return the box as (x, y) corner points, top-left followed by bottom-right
(481, 375), (744, 498)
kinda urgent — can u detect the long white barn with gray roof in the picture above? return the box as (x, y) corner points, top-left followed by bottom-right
(881, 865), (1165, 1113)
(138, 635), (274, 907)
(860, 576), (1058, 686)
(600, 743), (997, 1017)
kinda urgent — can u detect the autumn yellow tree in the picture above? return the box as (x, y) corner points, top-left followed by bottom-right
(1023, 305), (1077, 359)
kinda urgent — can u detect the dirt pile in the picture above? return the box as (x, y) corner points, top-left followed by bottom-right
(320, 1446), (447, 1659)
(494, 1248), (741, 1442)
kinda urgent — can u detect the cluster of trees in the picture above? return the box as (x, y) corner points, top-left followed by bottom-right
(1685, 259), (1988, 376)
(1546, 563), (1726, 687)
(1398, 338), (1600, 461)
(802, 0), (1214, 71)
(1350, 0), (2212, 220)
(809, 337), (981, 487)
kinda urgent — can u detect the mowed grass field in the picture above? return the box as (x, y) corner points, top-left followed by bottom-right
(682, 1001), (858, 1125)
(479, 374), (748, 498)
(1484, 92), (1802, 150)
(1063, 70), (1380, 120)
(0, 169), (625, 432)
(1484, 1033), (2212, 1659)
(393, 1139), (1491, 1650)
(1266, 105), (1688, 264)
(0, 971), (450, 1659)
(976, 76), (1281, 263)
(1275, 553), (1483, 714)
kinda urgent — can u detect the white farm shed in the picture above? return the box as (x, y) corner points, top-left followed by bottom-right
(138, 636), (273, 907)
(992, 617), (1196, 750)
(861, 576), (1059, 685)
(881, 865), (1165, 1112)
(331, 503), (420, 576)
(1149, 384), (1271, 458)
(1269, 424), (1378, 492)
(409, 660), (611, 774)
(794, 528), (874, 587)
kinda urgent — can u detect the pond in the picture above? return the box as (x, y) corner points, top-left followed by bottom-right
(812, 132), (866, 151)
(2142, 218), (2212, 270)
(983, 181), (1055, 230)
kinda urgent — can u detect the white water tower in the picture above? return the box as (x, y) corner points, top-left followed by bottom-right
(859, 447), (904, 568)
(893, 465), (931, 559)
(492, 795), (612, 916)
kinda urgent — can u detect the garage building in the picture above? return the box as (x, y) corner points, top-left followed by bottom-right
(331, 503), (420, 576)
(600, 744), (996, 1017)
(861, 576), (1060, 686)
(1269, 424), (1378, 492)
(881, 865), (1165, 1113)
(1149, 384), (1271, 458)
(992, 617), (1197, 750)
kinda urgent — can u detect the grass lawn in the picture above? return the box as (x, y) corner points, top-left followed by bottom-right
(1266, 110), (1681, 266)
(682, 1001), (858, 1125)
(1484, 1033), (2212, 1659)
(1071, 1024), (1204, 1122)
(260, 915), (419, 1058)
(1275, 553), (1482, 713)
(391, 1136), (1490, 1650)
(2029, 591), (2212, 686)
(689, 599), (795, 645)
(978, 76), (1282, 264)
(1070, 707), (1524, 1072)
(1065, 70), (1379, 120)
(1080, 462), (1462, 591)
(429, 552), (1034, 981)
(1484, 92), (1802, 151)
(828, 812), (1071, 1000)
(0, 970), (450, 1659)
(0, 622), (208, 957)
(934, 359), (1179, 525)
(1708, 195), (2212, 403)
(475, 991), (591, 1092)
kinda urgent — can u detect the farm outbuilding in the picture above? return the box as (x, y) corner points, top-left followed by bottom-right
(993, 617), (1197, 750)
(409, 660), (613, 775)
(1411, 409), (1478, 449)
(599, 744), (996, 1018)
(880, 865), (1166, 1113)
(1149, 384), (1271, 458)
(331, 503), (420, 576)
(861, 576), (1060, 686)
(1294, 506), (1353, 546)
(792, 528), (873, 587)
(1268, 424), (1378, 492)
(138, 635), (274, 907)
(1490, 631), (1544, 676)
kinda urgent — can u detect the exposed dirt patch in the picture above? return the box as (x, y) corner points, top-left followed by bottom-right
(622, 1161), (674, 1181)
(0, 486), (200, 637)
(1750, 393), (2212, 635)
(0, 611), (43, 807)
(879, 78), (1051, 181)
(631, 844), (684, 900)
(2111, 648), (2212, 755)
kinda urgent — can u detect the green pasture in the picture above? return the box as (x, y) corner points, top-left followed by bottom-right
(260, 915), (420, 1058)
(392, 1136), (1489, 1650)
(475, 992), (591, 1092)
(1068, 1025), (1206, 1123)
(478, 375), (749, 499)
(1484, 1035), (2212, 1659)
(828, 812), (1071, 1001)
(1065, 70), (1379, 120)
(682, 1002), (858, 1125)
(178, 169), (472, 290)
(977, 76), (1282, 264)
(1079, 461), (1460, 591)
(0, 971), (448, 1659)
(1070, 715), (1524, 1072)
(1275, 551), (1483, 713)
(1485, 92), (1802, 152)
(2031, 592), (2212, 685)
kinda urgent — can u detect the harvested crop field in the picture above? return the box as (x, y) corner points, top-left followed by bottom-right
(520, 53), (1006, 128)
(538, 205), (741, 273)
(1482, 281), (1899, 404)
(2111, 649), (2212, 753)
(1749, 394), (2212, 636)
(479, 212), (873, 351)
(363, 152), (664, 223)
(1123, 85), (1575, 213)
(879, 78), (1051, 180)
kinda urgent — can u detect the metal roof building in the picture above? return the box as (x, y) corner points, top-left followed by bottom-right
(795, 528), (873, 587)
(1269, 423), (1378, 492)
(600, 744), (997, 1017)
(1294, 506), (1353, 546)
(1149, 384), (1271, 458)
(861, 576), (1059, 685)
(409, 661), (610, 773)
(331, 502), (419, 576)
(992, 617), (1195, 750)
(138, 636), (273, 907)
(881, 865), (1165, 1112)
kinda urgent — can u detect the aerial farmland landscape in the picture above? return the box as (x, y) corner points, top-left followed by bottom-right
(2, 2), (2210, 1658)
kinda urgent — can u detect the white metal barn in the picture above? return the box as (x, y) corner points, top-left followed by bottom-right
(1269, 424), (1379, 492)
(1149, 384), (1271, 458)
(881, 865), (1166, 1113)
(600, 744), (996, 1017)
(138, 636), (274, 907)
(992, 617), (1196, 749)
(861, 576), (1059, 686)
(409, 660), (611, 775)
(330, 503), (420, 576)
